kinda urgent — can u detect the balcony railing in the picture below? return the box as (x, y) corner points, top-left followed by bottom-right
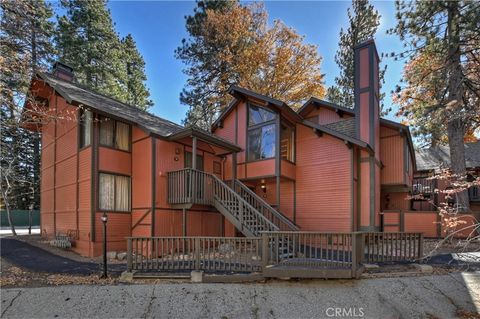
(167, 168), (214, 205)
(412, 177), (437, 196)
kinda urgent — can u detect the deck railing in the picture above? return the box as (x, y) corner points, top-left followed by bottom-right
(126, 231), (423, 278)
(233, 180), (299, 231)
(261, 231), (365, 278)
(127, 236), (262, 273)
(363, 232), (423, 263)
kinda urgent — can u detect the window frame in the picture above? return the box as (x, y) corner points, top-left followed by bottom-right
(78, 108), (92, 149)
(97, 171), (131, 213)
(98, 116), (132, 153)
(246, 103), (278, 162)
(280, 122), (295, 163)
(469, 186), (480, 202)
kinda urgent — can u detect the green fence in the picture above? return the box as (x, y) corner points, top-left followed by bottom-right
(0, 210), (40, 227)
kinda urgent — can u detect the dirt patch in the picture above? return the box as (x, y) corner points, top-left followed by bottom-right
(0, 257), (119, 288)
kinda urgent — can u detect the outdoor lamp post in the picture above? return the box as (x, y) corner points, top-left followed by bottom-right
(100, 212), (108, 278)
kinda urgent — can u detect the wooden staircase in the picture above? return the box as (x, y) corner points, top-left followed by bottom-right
(167, 168), (298, 237)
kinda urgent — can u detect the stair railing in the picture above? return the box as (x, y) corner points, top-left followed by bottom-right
(210, 174), (278, 236)
(233, 179), (299, 231)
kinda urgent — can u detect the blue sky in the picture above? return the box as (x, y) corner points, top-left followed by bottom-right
(104, 1), (405, 125)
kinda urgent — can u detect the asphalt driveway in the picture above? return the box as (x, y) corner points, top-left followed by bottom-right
(0, 238), (124, 275)
(1, 272), (479, 318)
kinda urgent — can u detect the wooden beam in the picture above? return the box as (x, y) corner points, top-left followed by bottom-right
(313, 128), (323, 137)
(232, 152), (237, 180)
(192, 136), (197, 170)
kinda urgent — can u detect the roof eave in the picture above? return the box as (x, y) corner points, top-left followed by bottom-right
(298, 97), (355, 117)
(302, 120), (371, 152)
(168, 127), (242, 153)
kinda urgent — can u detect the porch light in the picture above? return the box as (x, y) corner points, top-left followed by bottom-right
(261, 181), (267, 193)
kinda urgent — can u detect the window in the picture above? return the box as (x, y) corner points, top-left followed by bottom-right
(79, 109), (92, 148)
(99, 173), (131, 212)
(99, 116), (130, 151)
(469, 186), (480, 202)
(249, 104), (276, 125)
(247, 104), (277, 161)
(281, 124), (295, 162)
(467, 174), (480, 202)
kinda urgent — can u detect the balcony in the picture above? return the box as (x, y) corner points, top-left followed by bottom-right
(167, 168), (214, 206)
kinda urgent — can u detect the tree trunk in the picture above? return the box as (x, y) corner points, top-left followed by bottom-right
(446, 1), (469, 212)
(2, 189), (17, 236)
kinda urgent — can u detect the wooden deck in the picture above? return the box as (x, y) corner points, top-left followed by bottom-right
(126, 231), (423, 279)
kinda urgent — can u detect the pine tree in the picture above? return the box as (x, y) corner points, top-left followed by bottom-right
(121, 34), (153, 110)
(1, 0), (56, 234)
(326, 0), (383, 110)
(176, 1), (325, 129)
(175, 0), (237, 128)
(391, 0), (480, 212)
(56, 0), (119, 100)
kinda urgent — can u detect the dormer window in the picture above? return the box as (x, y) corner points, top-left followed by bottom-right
(247, 104), (277, 161)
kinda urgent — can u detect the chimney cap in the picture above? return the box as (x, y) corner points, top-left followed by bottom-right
(52, 61), (74, 73)
(354, 38), (376, 50)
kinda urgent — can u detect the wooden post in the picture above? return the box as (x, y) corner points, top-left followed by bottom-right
(232, 152), (237, 181)
(182, 208), (187, 237)
(261, 233), (269, 270)
(127, 238), (132, 271)
(400, 210), (405, 232)
(194, 237), (201, 270)
(192, 136), (197, 170)
(351, 232), (364, 278)
(418, 233), (424, 260)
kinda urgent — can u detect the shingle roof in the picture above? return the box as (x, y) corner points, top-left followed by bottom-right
(324, 118), (356, 138)
(35, 72), (241, 152)
(37, 72), (183, 137)
(415, 141), (480, 171)
(302, 119), (372, 152)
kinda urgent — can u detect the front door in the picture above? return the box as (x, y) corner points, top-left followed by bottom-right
(184, 151), (204, 171)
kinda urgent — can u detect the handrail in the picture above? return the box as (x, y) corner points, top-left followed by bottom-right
(167, 168), (279, 236)
(233, 179), (299, 231)
(210, 173), (279, 235)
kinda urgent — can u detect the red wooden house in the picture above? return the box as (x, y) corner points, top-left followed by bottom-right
(26, 39), (471, 258)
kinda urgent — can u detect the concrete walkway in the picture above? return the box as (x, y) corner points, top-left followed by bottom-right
(1, 272), (479, 319)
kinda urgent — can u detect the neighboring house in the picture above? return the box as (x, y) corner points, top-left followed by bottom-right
(26, 39), (461, 258)
(407, 142), (479, 237)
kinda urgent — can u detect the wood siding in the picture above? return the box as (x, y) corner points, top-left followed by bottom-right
(300, 105), (353, 125)
(380, 126), (405, 185)
(295, 124), (352, 232)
